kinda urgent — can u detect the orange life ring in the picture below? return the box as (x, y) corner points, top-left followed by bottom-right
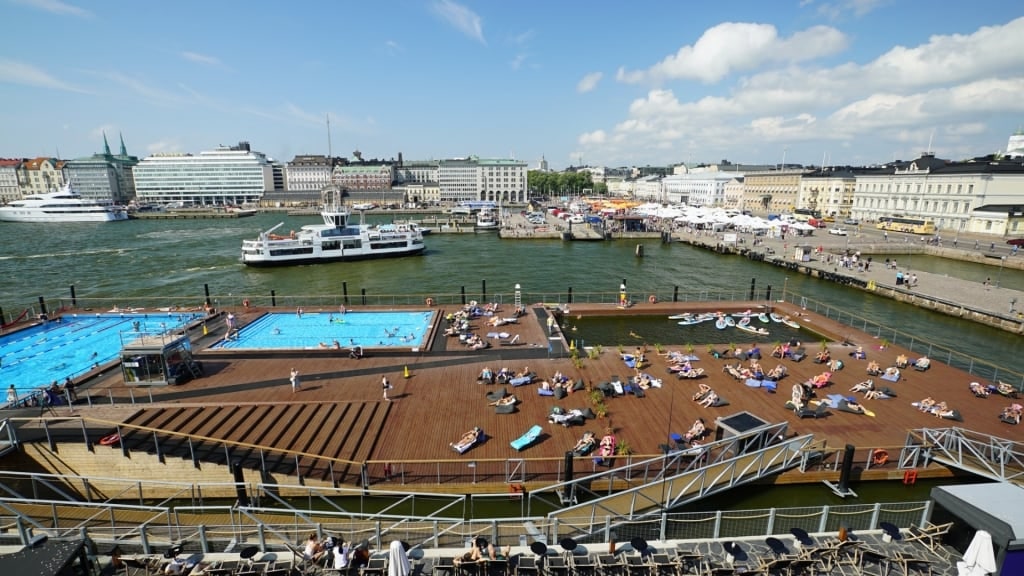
(871, 449), (889, 467)
(425, 297), (435, 306)
(99, 433), (120, 446)
(648, 295), (657, 304)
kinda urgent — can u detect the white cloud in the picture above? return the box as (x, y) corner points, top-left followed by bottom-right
(617, 22), (847, 84)
(146, 140), (181, 154)
(813, 0), (885, 20)
(580, 17), (1024, 165)
(12, 0), (90, 17)
(102, 71), (182, 105)
(385, 40), (402, 53)
(285, 103), (327, 127)
(0, 58), (89, 93)
(432, 0), (485, 44)
(577, 72), (603, 94)
(511, 29), (535, 45)
(181, 51), (222, 67)
(510, 54), (527, 70)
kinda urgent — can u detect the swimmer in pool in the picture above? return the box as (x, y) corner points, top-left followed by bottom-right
(272, 328), (281, 335)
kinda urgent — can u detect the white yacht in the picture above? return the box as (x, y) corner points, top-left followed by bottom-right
(0, 184), (128, 223)
(241, 191), (425, 267)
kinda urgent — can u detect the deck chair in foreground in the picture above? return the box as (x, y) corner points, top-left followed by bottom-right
(903, 521), (954, 558)
(510, 425), (543, 451)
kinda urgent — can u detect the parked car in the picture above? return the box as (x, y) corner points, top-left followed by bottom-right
(843, 218), (859, 225)
(829, 228), (848, 236)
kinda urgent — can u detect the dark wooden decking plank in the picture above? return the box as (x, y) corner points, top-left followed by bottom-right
(298, 404), (350, 479)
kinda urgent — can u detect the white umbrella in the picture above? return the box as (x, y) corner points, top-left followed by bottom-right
(957, 530), (997, 576)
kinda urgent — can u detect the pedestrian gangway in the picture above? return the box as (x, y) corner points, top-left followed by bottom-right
(0, 420), (15, 458)
(901, 427), (1024, 486)
(539, 421), (815, 534)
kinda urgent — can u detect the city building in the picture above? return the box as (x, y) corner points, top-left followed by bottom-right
(0, 159), (21, 204)
(437, 157), (527, 204)
(799, 169), (857, 219)
(284, 155), (340, 192)
(741, 169), (809, 215)
(722, 177), (745, 211)
(133, 141), (273, 206)
(64, 133), (138, 205)
(852, 153), (1024, 234)
(662, 172), (741, 206)
(1005, 129), (1024, 158)
(16, 157), (66, 197)
(333, 164), (394, 191)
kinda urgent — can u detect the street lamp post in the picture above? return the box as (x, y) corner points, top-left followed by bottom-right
(996, 256), (1006, 288)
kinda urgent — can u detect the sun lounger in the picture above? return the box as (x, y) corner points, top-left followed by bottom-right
(710, 396), (729, 408)
(510, 425), (543, 451)
(486, 388), (507, 402)
(451, 429), (484, 454)
(510, 375), (533, 387)
(796, 402), (828, 418)
(537, 387), (554, 396)
(881, 372), (900, 382)
(495, 403), (516, 414)
(500, 335), (522, 346)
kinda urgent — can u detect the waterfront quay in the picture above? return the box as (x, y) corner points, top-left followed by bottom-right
(6, 298), (1020, 499)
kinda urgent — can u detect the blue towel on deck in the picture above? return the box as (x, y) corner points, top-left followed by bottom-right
(510, 376), (532, 386)
(745, 379), (763, 388)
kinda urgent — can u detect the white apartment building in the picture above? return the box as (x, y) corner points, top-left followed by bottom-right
(723, 177), (745, 211)
(662, 173), (739, 206)
(853, 154), (1024, 234)
(438, 157), (527, 204)
(799, 170), (856, 218)
(394, 160), (439, 185)
(0, 159), (20, 204)
(133, 142), (273, 206)
(632, 176), (663, 201)
(285, 155), (336, 191)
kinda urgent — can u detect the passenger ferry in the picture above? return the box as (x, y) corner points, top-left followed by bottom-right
(0, 184), (128, 223)
(240, 191), (425, 267)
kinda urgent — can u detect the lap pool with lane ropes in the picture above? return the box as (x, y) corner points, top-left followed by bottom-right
(0, 312), (204, 391)
(211, 311), (434, 350)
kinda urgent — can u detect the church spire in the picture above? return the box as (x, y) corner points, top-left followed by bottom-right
(119, 132), (127, 156)
(102, 131), (111, 156)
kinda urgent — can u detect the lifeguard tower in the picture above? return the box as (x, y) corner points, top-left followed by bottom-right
(120, 332), (203, 386)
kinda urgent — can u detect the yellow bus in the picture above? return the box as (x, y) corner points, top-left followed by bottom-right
(876, 216), (936, 235)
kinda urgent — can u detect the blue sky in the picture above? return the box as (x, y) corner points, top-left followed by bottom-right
(1, 0), (1023, 169)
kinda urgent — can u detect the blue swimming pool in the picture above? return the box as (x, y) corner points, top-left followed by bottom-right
(211, 311), (434, 350)
(0, 312), (203, 396)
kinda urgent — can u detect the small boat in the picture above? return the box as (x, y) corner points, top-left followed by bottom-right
(668, 313), (693, 320)
(770, 312), (786, 323)
(731, 310), (753, 318)
(780, 316), (801, 329)
(724, 316), (736, 327)
(757, 313), (771, 323)
(736, 323), (770, 336)
(715, 316), (728, 330)
(475, 208), (499, 231)
(737, 316), (751, 328)
(678, 318), (704, 326)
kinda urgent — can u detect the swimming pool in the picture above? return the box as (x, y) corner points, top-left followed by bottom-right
(0, 312), (203, 395)
(212, 311), (434, 350)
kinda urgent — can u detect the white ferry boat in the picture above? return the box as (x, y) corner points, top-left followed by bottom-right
(241, 192), (425, 267)
(0, 184), (128, 223)
(475, 208), (499, 231)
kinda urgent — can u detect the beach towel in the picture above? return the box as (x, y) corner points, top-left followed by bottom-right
(510, 376), (532, 387)
(880, 372), (899, 382)
(762, 381), (777, 392)
(537, 388), (554, 396)
(745, 379), (763, 388)
(510, 425), (543, 451)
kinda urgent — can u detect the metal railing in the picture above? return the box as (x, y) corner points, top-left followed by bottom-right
(902, 427), (1024, 485)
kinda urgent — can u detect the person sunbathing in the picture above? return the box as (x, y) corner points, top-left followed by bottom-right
(692, 383), (713, 401)
(969, 382), (990, 397)
(917, 397), (937, 412)
(1000, 405), (1022, 425)
(489, 394), (518, 407)
(683, 418), (706, 442)
(884, 366), (901, 380)
(451, 427), (482, 451)
(997, 382), (1019, 397)
(771, 344), (784, 358)
(815, 350), (831, 363)
(864, 388), (893, 400)
(549, 408), (584, 426)
(932, 401), (950, 418)
(895, 354), (909, 368)
(597, 433), (616, 458)
(850, 346), (866, 360)
(828, 359), (844, 372)
(517, 366), (531, 378)
(866, 360), (881, 375)
(850, 379), (875, 393)
(479, 367), (494, 384)
(749, 359), (763, 374)
(767, 364), (787, 380)
(913, 356), (931, 369)
(842, 398), (866, 414)
(810, 372), (832, 388)
(573, 431), (597, 454)
(722, 363), (745, 380)
(698, 390), (719, 408)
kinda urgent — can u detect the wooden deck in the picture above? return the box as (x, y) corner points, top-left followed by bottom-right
(47, 302), (1022, 489)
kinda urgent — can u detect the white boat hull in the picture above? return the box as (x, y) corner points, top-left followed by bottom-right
(0, 210), (127, 223)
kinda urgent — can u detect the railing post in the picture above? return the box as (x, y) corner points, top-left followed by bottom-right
(819, 506), (830, 533)
(199, 525), (209, 553)
(258, 523), (266, 551)
(433, 520), (439, 548)
(140, 525), (150, 555)
(766, 508), (775, 536)
(869, 503), (881, 529)
(713, 511), (723, 539)
(659, 512), (668, 541)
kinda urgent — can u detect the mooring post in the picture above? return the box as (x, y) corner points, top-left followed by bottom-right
(270, 290), (276, 307)
(673, 286), (679, 303)
(343, 281), (349, 305)
(749, 278), (756, 300)
(460, 286), (466, 305)
(70, 284), (77, 307)
(482, 279), (486, 303)
(204, 284), (211, 306)
(568, 287), (573, 304)
(38, 296), (47, 316)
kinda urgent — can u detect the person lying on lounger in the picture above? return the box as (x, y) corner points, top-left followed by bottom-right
(489, 394), (518, 407)
(573, 431), (597, 454)
(850, 346), (866, 360)
(932, 401), (952, 418)
(913, 356), (931, 370)
(698, 390), (720, 408)
(969, 382), (990, 397)
(866, 360), (882, 375)
(815, 350), (831, 363)
(451, 427), (483, 452)
(997, 382), (1018, 397)
(692, 383), (713, 401)
(683, 418), (706, 442)
(766, 364), (787, 380)
(1000, 404), (1022, 425)
(895, 354), (909, 368)
(917, 397), (937, 412)
(883, 366), (900, 380)
(597, 433), (617, 458)
(549, 408), (584, 426)
(864, 388), (894, 400)
(850, 379), (875, 393)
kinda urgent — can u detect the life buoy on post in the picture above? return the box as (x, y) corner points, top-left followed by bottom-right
(425, 297), (435, 307)
(99, 433), (120, 446)
(871, 448), (889, 467)
(648, 295), (658, 304)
